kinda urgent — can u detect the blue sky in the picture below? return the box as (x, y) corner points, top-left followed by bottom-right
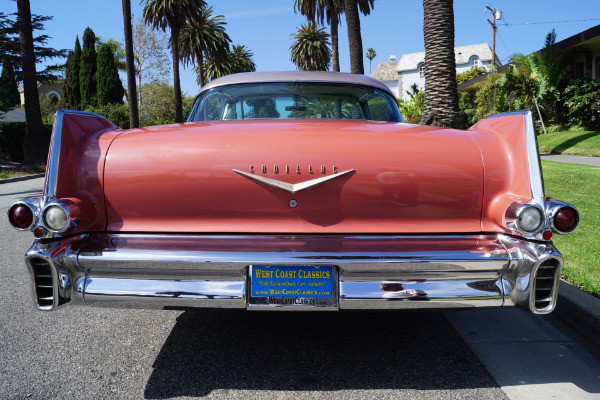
(8, 0), (600, 96)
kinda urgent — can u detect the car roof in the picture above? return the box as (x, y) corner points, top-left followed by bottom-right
(198, 71), (395, 97)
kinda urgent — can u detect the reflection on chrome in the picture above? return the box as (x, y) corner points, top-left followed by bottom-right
(21, 233), (562, 314)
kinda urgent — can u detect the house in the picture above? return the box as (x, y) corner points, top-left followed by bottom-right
(371, 43), (501, 101)
(549, 24), (600, 80)
(18, 80), (64, 106)
(458, 24), (600, 92)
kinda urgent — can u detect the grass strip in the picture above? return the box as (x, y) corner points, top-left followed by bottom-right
(542, 160), (600, 297)
(537, 130), (600, 157)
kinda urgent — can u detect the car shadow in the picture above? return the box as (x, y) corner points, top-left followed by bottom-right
(144, 309), (499, 398)
(0, 188), (43, 198)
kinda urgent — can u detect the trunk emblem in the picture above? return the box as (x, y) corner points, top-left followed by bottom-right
(233, 169), (355, 194)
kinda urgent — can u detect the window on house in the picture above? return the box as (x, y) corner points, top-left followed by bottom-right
(469, 56), (481, 69)
(595, 56), (600, 80)
(418, 63), (425, 79)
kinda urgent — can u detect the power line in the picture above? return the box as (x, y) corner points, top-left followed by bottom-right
(500, 18), (600, 26)
(495, 30), (512, 57)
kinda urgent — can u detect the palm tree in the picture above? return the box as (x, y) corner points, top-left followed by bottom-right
(294, 0), (343, 72)
(343, 0), (374, 74)
(366, 47), (375, 73)
(143, 0), (205, 123)
(179, 6), (230, 88)
(16, 0), (48, 165)
(420, 0), (465, 128)
(290, 22), (331, 71)
(122, 0), (139, 127)
(203, 45), (256, 83)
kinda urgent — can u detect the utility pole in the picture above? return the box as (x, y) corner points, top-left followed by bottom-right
(485, 5), (501, 68)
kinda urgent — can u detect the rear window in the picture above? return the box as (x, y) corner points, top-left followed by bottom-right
(188, 82), (402, 122)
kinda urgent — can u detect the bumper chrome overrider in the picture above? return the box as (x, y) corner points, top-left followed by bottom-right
(23, 233), (562, 314)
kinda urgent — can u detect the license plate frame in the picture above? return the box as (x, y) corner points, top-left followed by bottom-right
(248, 265), (338, 308)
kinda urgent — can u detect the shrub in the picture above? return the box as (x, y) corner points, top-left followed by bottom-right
(456, 67), (486, 85)
(0, 123), (52, 162)
(84, 103), (130, 129)
(562, 79), (600, 130)
(0, 122), (26, 161)
(397, 85), (424, 124)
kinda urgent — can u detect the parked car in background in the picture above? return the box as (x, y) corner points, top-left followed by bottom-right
(8, 71), (578, 314)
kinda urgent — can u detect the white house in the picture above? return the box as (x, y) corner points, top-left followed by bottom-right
(371, 43), (501, 101)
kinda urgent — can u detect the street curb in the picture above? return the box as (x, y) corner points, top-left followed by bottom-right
(555, 279), (600, 347)
(0, 173), (44, 184)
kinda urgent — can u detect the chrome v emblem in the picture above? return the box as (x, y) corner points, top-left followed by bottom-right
(233, 169), (355, 194)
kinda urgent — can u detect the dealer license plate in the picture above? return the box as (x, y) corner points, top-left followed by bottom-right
(248, 265), (337, 307)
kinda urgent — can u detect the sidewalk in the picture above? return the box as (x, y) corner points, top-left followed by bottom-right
(540, 153), (600, 166)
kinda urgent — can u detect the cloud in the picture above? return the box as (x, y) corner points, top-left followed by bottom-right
(224, 7), (292, 19)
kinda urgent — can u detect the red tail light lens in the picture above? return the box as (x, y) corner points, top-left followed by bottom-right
(8, 204), (34, 230)
(553, 207), (578, 233)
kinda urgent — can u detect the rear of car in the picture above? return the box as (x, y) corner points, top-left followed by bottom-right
(8, 72), (578, 314)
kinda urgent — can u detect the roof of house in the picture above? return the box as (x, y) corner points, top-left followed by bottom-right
(397, 43), (496, 72)
(0, 108), (26, 124)
(370, 59), (399, 81)
(539, 23), (600, 53)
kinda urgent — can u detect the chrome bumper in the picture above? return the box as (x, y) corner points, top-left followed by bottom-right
(23, 233), (562, 314)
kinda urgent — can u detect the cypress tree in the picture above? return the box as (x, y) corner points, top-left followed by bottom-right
(63, 50), (74, 108)
(79, 27), (97, 107)
(96, 43), (124, 105)
(0, 62), (21, 109)
(71, 36), (82, 108)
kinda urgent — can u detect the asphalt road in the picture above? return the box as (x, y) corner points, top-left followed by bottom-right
(1, 178), (598, 399)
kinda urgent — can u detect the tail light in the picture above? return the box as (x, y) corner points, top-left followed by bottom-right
(506, 199), (579, 239)
(547, 200), (579, 234)
(8, 204), (34, 230)
(8, 199), (40, 231)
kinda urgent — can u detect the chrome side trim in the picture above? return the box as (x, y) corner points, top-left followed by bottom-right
(523, 110), (545, 205)
(43, 109), (65, 203)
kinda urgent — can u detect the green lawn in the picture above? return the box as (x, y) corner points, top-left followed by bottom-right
(0, 165), (45, 180)
(542, 160), (600, 297)
(537, 130), (600, 157)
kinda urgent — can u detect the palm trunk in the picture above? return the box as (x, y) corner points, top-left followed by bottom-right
(330, 12), (340, 72)
(138, 71), (142, 117)
(420, 0), (465, 129)
(170, 24), (184, 123)
(343, 0), (364, 74)
(198, 53), (205, 88)
(122, 0), (139, 128)
(17, 0), (49, 165)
